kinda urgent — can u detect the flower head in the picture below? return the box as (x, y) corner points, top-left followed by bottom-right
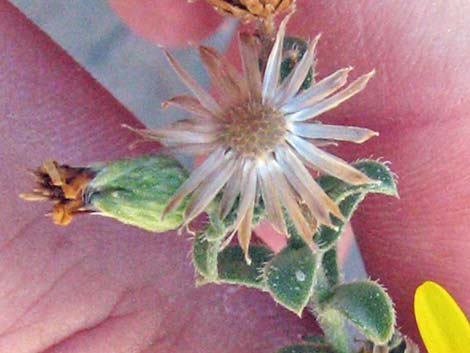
(141, 15), (378, 262)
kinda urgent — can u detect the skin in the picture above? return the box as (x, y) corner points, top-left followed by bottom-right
(1, 0), (468, 352)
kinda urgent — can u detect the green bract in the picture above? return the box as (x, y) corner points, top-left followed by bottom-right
(86, 155), (188, 232)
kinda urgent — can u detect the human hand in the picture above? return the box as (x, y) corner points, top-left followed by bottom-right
(106, 0), (470, 346)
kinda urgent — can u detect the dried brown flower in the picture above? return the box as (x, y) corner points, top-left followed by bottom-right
(205, 0), (294, 32)
(20, 160), (95, 225)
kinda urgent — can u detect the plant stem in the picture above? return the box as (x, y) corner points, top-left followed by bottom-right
(309, 248), (349, 353)
(317, 308), (350, 353)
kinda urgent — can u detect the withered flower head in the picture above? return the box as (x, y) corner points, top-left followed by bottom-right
(134, 15), (378, 262)
(21, 156), (189, 232)
(206, 0), (294, 26)
(20, 160), (95, 226)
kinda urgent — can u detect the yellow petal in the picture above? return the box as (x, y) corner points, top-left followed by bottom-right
(414, 281), (470, 353)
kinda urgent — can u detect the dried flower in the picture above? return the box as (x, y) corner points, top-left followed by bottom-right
(21, 156), (188, 232)
(134, 15), (378, 262)
(205, 0), (294, 33)
(20, 160), (95, 226)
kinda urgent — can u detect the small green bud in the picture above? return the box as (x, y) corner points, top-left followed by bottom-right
(86, 155), (188, 232)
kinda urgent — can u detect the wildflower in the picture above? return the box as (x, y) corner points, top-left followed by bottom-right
(414, 281), (470, 353)
(136, 15), (378, 262)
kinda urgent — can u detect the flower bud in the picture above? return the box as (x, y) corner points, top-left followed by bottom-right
(21, 155), (188, 232)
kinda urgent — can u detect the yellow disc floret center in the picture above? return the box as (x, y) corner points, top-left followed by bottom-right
(220, 100), (286, 157)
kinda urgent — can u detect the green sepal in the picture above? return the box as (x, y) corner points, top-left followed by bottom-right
(87, 155), (188, 233)
(280, 37), (314, 90)
(277, 344), (334, 353)
(217, 245), (273, 289)
(322, 281), (395, 344)
(264, 245), (317, 316)
(314, 160), (398, 249)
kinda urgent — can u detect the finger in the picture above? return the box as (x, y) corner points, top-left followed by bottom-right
(107, 0), (223, 47)
(0, 2), (316, 352)
(287, 0), (470, 343)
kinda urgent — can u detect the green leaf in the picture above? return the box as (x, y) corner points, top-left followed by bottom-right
(321, 248), (340, 289)
(217, 246), (273, 289)
(313, 248), (340, 303)
(318, 159), (398, 200)
(219, 196), (265, 233)
(323, 281), (395, 344)
(313, 193), (365, 249)
(277, 344), (334, 353)
(314, 160), (398, 249)
(265, 245), (317, 315)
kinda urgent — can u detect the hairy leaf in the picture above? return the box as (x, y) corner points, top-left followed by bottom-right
(265, 245), (317, 315)
(217, 245), (273, 289)
(323, 281), (395, 344)
(314, 160), (398, 249)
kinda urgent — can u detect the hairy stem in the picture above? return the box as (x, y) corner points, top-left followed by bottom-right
(317, 308), (349, 353)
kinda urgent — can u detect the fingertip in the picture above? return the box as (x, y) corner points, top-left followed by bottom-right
(108, 0), (223, 47)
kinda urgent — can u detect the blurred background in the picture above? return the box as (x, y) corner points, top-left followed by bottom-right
(10, 0), (237, 128)
(9, 0), (366, 281)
